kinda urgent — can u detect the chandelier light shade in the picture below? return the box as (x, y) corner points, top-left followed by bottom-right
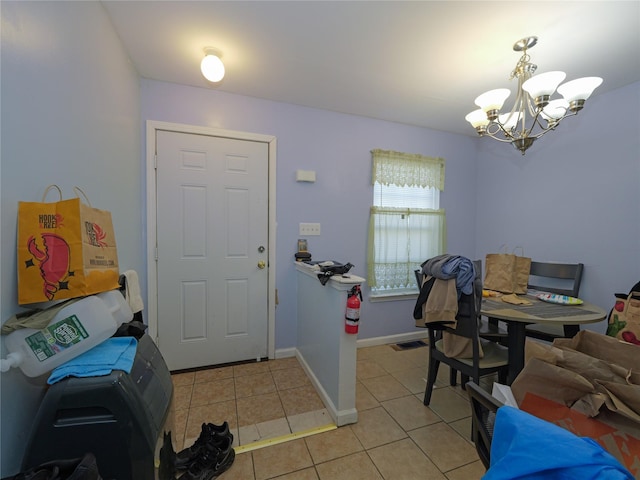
(557, 77), (603, 108)
(465, 36), (603, 155)
(522, 71), (566, 106)
(201, 47), (225, 83)
(475, 89), (511, 118)
(541, 99), (570, 127)
(499, 112), (521, 131)
(465, 109), (490, 131)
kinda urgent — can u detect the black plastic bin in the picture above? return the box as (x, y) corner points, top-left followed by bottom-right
(21, 334), (174, 480)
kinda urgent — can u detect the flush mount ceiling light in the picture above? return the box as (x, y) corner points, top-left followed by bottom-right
(201, 47), (225, 83)
(465, 36), (603, 155)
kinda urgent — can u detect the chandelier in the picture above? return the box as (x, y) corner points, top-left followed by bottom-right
(465, 36), (603, 155)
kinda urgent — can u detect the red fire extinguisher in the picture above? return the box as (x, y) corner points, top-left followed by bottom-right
(345, 285), (362, 334)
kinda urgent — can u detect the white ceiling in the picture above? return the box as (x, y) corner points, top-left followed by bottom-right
(101, 1), (640, 137)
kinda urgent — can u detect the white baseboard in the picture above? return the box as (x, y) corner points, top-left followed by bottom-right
(356, 330), (428, 349)
(294, 349), (357, 426)
(274, 347), (297, 359)
(275, 331), (428, 358)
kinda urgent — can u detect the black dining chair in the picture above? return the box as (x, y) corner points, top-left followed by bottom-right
(467, 381), (503, 470)
(422, 271), (509, 405)
(525, 261), (584, 341)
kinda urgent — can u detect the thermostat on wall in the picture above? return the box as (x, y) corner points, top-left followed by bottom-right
(296, 170), (316, 182)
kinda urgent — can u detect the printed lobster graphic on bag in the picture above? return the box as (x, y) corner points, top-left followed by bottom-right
(85, 221), (109, 248)
(25, 233), (72, 301)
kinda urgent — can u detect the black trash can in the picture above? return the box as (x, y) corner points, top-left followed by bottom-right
(21, 334), (174, 480)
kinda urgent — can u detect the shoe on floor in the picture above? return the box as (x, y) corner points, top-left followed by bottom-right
(175, 422), (232, 470)
(60, 453), (102, 480)
(11, 468), (60, 480)
(158, 431), (177, 480)
(177, 436), (235, 480)
(12, 453), (103, 480)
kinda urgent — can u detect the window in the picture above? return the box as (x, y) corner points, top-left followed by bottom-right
(367, 149), (446, 297)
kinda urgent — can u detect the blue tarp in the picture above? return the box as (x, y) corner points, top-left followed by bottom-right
(483, 406), (633, 480)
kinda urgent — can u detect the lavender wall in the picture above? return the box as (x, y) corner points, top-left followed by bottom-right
(1, 2), (141, 475)
(2, 1), (637, 475)
(141, 80), (479, 348)
(474, 81), (640, 331)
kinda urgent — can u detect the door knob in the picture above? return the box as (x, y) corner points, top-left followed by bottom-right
(258, 260), (266, 269)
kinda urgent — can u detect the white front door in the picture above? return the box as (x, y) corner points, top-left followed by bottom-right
(154, 129), (271, 371)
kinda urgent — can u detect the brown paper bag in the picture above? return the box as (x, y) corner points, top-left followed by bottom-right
(511, 357), (599, 411)
(513, 331), (640, 423)
(554, 329), (640, 371)
(17, 186), (119, 304)
(484, 247), (531, 294)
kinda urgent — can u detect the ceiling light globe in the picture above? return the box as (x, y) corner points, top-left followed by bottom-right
(498, 112), (521, 131)
(465, 109), (489, 128)
(201, 54), (225, 83)
(557, 77), (603, 103)
(522, 71), (566, 100)
(474, 89), (511, 113)
(541, 99), (569, 120)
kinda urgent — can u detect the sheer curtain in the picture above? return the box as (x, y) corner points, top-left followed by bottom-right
(367, 150), (446, 292)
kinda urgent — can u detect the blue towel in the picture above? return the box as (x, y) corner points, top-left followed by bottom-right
(47, 337), (138, 385)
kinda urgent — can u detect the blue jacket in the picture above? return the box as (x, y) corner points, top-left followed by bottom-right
(421, 254), (475, 295)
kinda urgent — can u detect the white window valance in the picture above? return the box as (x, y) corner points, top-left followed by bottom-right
(371, 149), (445, 191)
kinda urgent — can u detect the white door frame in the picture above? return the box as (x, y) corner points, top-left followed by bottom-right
(145, 120), (277, 359)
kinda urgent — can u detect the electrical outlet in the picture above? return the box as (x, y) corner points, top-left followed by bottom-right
(299, 223), (321, 236)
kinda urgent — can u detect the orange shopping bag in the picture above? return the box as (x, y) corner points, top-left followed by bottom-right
(17, 186), (119, 304)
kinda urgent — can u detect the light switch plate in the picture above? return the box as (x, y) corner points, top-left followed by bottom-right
(299, 223), (321, 235)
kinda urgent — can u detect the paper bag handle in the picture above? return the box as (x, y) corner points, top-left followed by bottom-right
(496, 245), (526, 256)
(41, 185), (63, 202)
(73, 186), (92, 206)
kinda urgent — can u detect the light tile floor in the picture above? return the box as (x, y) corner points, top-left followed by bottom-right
(169, 342), (492, 479)
(170, 356), (331, 450)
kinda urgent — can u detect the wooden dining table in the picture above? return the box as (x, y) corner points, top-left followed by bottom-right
(480, 294), (607, 384)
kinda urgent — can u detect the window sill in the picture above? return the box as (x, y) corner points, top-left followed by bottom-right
(369, 292), (418, 303)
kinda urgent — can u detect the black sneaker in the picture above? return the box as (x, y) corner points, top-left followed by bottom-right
(177, 436), (235, 480)
(13, 453), (103, 480)
(12, 468), (59, 480)
(158, 431), (177, 480)
(175, 422), (232, 470)
(61, 453), (103, 480)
